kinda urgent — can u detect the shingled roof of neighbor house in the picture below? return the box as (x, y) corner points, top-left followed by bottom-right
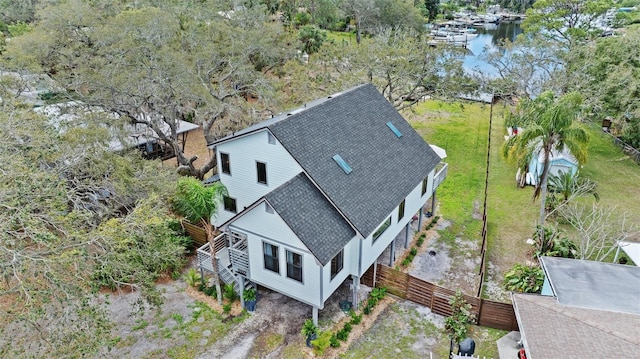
(265, 173), (356, 265)
(211, 83), (441, 237)
(512, 293), (640, 359)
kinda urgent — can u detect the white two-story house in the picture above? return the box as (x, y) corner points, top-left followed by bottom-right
(197, 84), (447, 323)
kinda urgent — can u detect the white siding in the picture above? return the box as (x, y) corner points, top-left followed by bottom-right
(321, 237), (359, 304)
(359, 172), (435, 276)
(214, 130), (303, 226)
(230, 204), (323, 307)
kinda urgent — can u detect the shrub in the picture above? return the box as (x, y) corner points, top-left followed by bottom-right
(223, 283), (237, 302)
(370, 287), (387, 301)
(311, 331), (332, 355)
(222, 303), (232, 314)
(362, 305), (372, 315)
(433, 216), (440, 223)
(349, 311), (363, 325)
(367, 297), (378, 308)
(301, 319), (318, 337)
(410, 247), (418, 256)
(330, 333), (340, 348)
(401, 258), (411, 266)
(91, 198), (190, 306)
(184, 268), (200, 287)
(336, 329), (349, 341)
(444, 290), (477, 344)
(417, 237), (425, 247)
(203, 285), (217, 297)
(504, 264), (544, 293)
(242, 288), (256, 302)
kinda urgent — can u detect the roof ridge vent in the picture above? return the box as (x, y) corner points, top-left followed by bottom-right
(332, 154), (353, 174)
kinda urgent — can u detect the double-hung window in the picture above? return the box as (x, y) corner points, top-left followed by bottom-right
(223, 196), (237, 213)
(286, 250), (302, 282)
(330, 250), (344, 280)
(398, 199), (406, 221)
(220, 153), (231, 175)
(257, 161), (267, 184)
(263, 242), (279, 273)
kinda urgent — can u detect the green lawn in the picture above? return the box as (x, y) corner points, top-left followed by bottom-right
(408, 100), (489, 247)
(407, 100), (640, 298)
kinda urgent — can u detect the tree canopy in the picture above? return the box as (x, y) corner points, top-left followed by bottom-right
(0, 80), (188, 356)
(3, 0), (293, 179)
(522, 0), (613, 52)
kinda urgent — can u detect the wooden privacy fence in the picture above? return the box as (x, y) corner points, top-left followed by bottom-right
(181, 220), (207, 247)
(181, 220), (226, 253)
(363, 264), (518, 331)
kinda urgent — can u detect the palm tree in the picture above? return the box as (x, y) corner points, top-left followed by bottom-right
(547, 170), (600, 203)
(173, 177), (228, 304)
(503, 91), (589, 247)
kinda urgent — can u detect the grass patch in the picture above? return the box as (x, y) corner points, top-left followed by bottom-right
(408, 100), (489, 244)
(132, 319), (149, 331)
(248, 332), (285, 358)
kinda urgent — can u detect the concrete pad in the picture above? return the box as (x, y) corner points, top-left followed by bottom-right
(497, 331), (521, 359)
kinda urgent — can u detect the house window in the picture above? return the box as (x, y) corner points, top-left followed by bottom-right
(421, 176), (428, 195)
(223, 196), (237, 213)
(330, 250), (344, 280)
(398, 199), (406, 221)
(286, 250), (303, 282)
(267, 132), (276, 145)
(263, 242), (279, 273)
(257, 161), (267, 184)
(372, 217), (391, 243)
(265, 202), (274, 214)
(220, 153), (231, 175)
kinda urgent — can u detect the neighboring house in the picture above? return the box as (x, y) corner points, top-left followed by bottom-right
(524, 146), (578, 186)
(198, 84), (447, 323)
(512, 256), (640, 359)
(34, 101), (199, 160)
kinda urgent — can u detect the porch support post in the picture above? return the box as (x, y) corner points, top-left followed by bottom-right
(312, 306), (319, 326)
(199, 262), (206, 287)
(351, 275), (360, 310)
(389, 240), (395, 266)
(431, 191), (437, 215)
(404, 223), (410, 248)
(239, 276), (245, 309)
(373, 261), (378, 288)
(418, 207), (424, 231)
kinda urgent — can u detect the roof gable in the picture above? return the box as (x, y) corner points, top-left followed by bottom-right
(265, 173), (355, 265)
(268, 84), (441, 236)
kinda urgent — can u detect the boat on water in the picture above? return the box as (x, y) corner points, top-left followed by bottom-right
(430, 26), (478, 43)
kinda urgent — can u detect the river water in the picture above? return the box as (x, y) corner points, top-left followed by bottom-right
(463, 22), (524, 76)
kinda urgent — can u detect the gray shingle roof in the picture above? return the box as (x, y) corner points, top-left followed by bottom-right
(512, 293), (640, 359)
(268, 84), (441, 236)
(265, 173), (356, 265)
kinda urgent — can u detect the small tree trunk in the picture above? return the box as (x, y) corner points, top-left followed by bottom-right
(537, 151), (552, 252)
(205, 221), (223, 305)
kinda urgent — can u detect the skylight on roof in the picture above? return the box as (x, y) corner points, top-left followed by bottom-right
(332, 154), (353, 174)
(386, 122), (402, 138)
